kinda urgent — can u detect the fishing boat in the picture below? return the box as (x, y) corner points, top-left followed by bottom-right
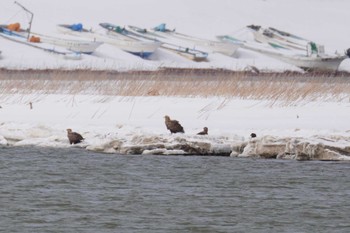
(57, 23), (161, 58)
(148, 23), (242, 56)
(243, 43), (348, 72)
(0, 2), (82, 59)
(123, 24), (208, 61)
(246, 25), (310, 51)
(30, 32), (103, 54)
(218, 33), (350, 72)
(0, 25), (102, 55)
(0, 24), (83, 59)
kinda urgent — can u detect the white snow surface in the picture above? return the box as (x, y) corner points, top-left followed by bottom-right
(0, 0), (349, 71)
(1, 93), (350, 159)
(1, 0), (350, 159)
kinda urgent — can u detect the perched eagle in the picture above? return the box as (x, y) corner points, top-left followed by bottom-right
(67, 128), (84, 144)
(164, 115), (185, 134)
(197, 127), (208, 135)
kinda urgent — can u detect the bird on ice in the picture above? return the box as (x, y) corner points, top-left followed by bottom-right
(67, 128), (84, 144)
(164, 115), (185, 134)
(197, 127), (208, 135)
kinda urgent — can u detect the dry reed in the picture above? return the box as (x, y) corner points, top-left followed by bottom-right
(0, 69), (350, 106)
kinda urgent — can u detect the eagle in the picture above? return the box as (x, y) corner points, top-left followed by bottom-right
(250, 133), (257, 138)
(197, 127), (208, 135)
(67, 128), (84, 144)
(164, 115), (184, 134)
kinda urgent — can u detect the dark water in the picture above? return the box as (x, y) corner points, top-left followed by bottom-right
(1, 146), (350, 233)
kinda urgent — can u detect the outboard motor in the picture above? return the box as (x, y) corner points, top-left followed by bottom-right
(346, 48), (350, 58)
(247, 25), (261, 31)
(70, 23), (83, 32)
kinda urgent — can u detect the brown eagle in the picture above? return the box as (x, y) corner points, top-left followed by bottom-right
(164, 115), (184, 134)
(197, 127), (208, 135)
(67, 128), (84, 144)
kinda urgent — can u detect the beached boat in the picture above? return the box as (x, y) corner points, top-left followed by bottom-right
(124, 24), (208, 61)
(246, 25), (350, 57)
(243, 43), (348, 72)
(0, 24), (82, 59)
(31, 32), (103, 54)
(218, 34), (350, 72)
(148, 23), (242, 56)
(246, 25), (310, 51)
(0, 2), (82, 59)
(57, 23), (161, 58)
(0, 25), (102, 54)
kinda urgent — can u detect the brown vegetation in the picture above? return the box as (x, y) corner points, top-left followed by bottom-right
(1, 68), (350, 106)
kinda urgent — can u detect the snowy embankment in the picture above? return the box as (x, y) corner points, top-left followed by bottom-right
(0, 95), (350, 160)
(1, 0), (350, 160)
(1, 71), (350, 161)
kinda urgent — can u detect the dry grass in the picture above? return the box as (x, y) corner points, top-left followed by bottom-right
(1, 68), (350, 106)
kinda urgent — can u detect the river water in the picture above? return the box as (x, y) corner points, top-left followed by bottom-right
(1, 146), (350, 233)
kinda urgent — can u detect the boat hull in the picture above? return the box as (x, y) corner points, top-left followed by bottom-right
(277, 55), (346, 72)
(57, 24), (160, 58)
(161, 43), (208, 62)
(126, 25), (208, 61)
(218, 33), (347, 72)
(36, 35), (103, 54)
(0, 27), (81, 59)
(154, 30), (241, 56)
(244, 44), (346, 72)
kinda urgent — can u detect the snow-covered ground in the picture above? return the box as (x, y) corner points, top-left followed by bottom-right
(0, 0), (349, 71)
(1, 85), (350, 160)
(1, 0), (350, 160)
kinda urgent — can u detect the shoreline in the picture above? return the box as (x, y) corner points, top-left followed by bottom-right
(1, 68), (350, 161)
(1, 132), (350, 161)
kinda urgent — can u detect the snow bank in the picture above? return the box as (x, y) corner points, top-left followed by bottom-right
(1, 93), (350, 160)
(1, 121), (350, 161)
(1, 0), (350, 161)
(235, 135), (350, 161)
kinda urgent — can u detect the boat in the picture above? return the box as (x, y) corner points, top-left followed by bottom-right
(0, 24), (82, 59)
(123, 24), (208, 61)
(246, 25), (310, 51)
(148, 23), (242, 56)
(0, 25), (102, 54)
(0, 2), (82, 59)
(57, 23), (161, 58)
(218, 32), (350, 72)
(31, 32), (103, 54)
(243, 44), (348, 72)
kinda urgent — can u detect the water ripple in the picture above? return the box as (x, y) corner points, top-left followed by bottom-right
(1, 146), (350, 232)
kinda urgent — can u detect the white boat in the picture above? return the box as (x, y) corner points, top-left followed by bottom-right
(124, 24), (208, 61)
(31, 32), (103, 54)
(0, 25), (82, 59)
(57, 24), (161, 58)
(0, 3), (82, 59)
(218, 33), (350, 72)
(0, 26), (102, 54)
(246, 25), (310, 51)
(158, 42), (208, 61)
(148, 23), (242, 56)
(244, 43), (348, 72)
